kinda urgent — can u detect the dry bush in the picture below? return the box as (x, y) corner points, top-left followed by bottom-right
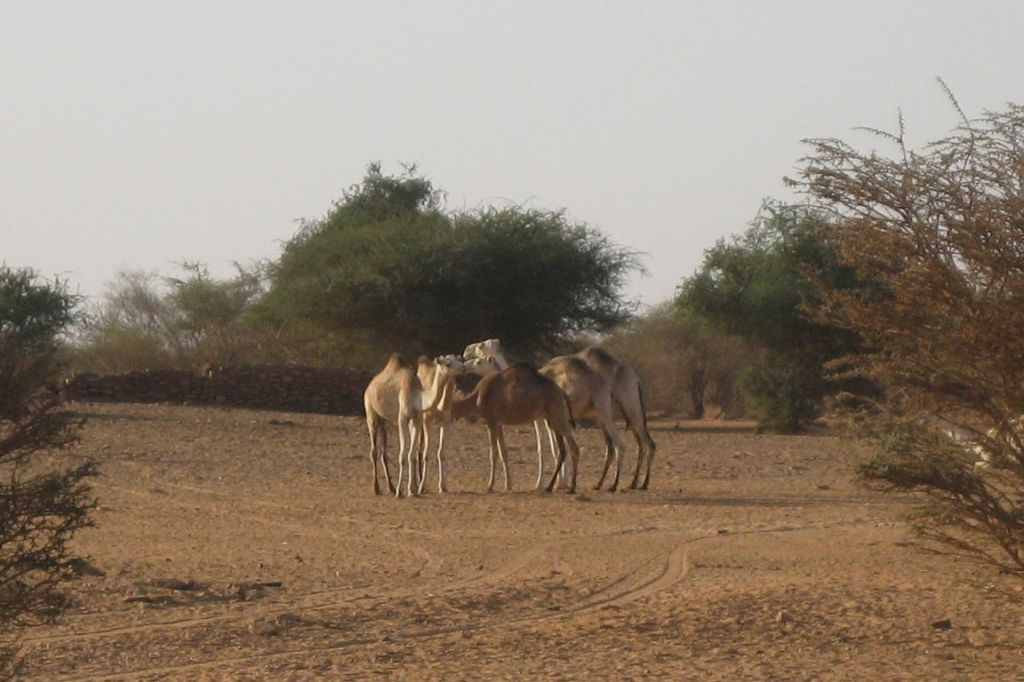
(74, 264), (267, 373)
(797, 95), (1024, 574)
(603, 303), (751, 418)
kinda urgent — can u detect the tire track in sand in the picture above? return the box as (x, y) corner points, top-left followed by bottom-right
(48, 521), (839, 682)
(18, 522), (650, 649)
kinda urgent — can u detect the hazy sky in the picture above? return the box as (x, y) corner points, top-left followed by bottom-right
(4, 1), (1023, 308)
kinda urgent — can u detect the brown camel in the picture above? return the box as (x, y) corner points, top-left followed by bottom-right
(464, 339), (657, 489)
(465, 353), (627, 491)
(363, 353), (464, 497)
(452, 363), (582, 493)
(462, 348), (560, 486)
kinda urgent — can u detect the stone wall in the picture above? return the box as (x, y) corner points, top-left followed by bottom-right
(63, 365), (375, 416)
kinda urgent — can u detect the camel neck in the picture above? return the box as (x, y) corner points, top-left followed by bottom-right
(451, 389), (477, 420)
(420, 367), (449, 412)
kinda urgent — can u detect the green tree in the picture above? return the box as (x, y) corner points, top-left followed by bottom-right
(0, 267), (96, 667)
(678, 203), (864, 432)
(259, 164), (640, 362)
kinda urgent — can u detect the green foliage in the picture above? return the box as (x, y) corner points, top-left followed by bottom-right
(0, 268), (77, 352)
(260, 164), (640, 361)
(0, 269), (79, 419)
(678, 203), (863, 432)
(76, 270), (179, 372)
(743, 356), (825, 433)
(0, 267), (95, 648)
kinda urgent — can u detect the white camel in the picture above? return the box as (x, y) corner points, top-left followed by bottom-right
(938, 415), (1024, 469)
(363, 353), (465, 497)
(414, 354), (471, 494)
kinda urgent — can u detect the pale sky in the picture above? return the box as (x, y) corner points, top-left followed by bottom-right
(3, 1), (1023, 308)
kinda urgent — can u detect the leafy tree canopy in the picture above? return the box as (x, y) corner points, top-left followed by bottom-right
(0, 267), (78, 352)
(260, 164), (641, 359)
(679, 202), (860, 358)
(677, 203), (865, 432)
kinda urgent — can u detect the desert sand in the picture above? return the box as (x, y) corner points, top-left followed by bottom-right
(11, 402), (1024, 680)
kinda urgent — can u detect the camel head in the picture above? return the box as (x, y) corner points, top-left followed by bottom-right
(463, 338), (503, 360)
(434, 354), (467, 377)
(463, 356), (503, 377)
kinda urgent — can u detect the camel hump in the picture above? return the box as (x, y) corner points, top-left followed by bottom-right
(399, 367), (421, 393)
(562, 357), (590, 374)
(542, 356), (592, 385)
(385, 353), (406, 370)
(476, 362), (545, 405)
(579, 346), (619, 372)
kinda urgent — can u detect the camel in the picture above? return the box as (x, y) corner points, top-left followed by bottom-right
(363, 353), (465, 497)
(463, 347), (565, 487)
(464, 339), (658, 489)
(465, 353), (626, 491)
(574, 346), (658, 489)
(414, 354), (470, 494)
(938, 415), (1024, 469)
(452, 363), (582, 493)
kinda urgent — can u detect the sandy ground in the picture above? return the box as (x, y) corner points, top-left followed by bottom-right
(9, 402), (1024, 680)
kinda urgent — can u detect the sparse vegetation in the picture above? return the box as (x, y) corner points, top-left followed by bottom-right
(796, 97), (1024, 574)
(75, 264), (266, 373)
(602, 303), (751, 418)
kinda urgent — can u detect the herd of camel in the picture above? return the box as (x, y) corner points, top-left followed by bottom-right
(363, 339), (657, 498)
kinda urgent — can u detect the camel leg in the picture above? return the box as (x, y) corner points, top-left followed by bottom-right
(547, 430), (580, 494)
(533, 420), (560, 489)
(545, 433), (566, 493)
(366, 413), (382, 495)
(640, 433), (657, 490)
(533, 420), (546, 490)
(595, 431), (614, 491)
(395, 419), (407, 498)
(417, 424), (431, 496)
(546, 421), (564, 487)
(486, 424), (498, 492)
(565, 434), (581, 494)
(629, 429), (645, 489)
(406, 420), (421, 497)
(379, 425), (395, 494)
(604, 421), (626, 493)
(435, 424), (448, 494)
(496, 426), (512, 491)
(607, 433), (624, 493)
